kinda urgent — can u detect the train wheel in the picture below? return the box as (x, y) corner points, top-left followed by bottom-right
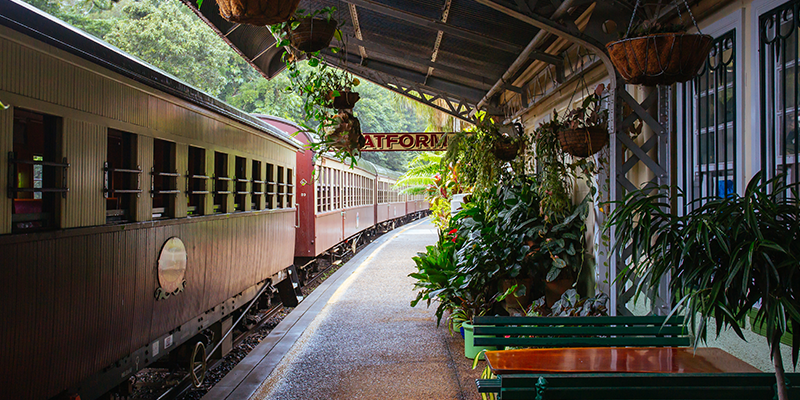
(190, 341), (207, 387)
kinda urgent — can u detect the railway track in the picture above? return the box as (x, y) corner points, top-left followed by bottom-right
(123, 243), (356, 400)
(120, 215), (426, 400)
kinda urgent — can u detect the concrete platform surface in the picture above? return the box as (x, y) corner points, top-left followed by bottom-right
(250, 219), (482, 400)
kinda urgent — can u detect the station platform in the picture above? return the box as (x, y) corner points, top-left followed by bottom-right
(203, 218), (481, 400)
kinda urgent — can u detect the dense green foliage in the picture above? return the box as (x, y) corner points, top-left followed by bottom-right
(606, 174), (800, 400)
(24, 0), (428, 171)
(410, 177), (589, 327)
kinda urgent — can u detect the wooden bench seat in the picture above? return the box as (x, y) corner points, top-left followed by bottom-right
(472, 315), (690, 348)
(484, 372), (800, 400)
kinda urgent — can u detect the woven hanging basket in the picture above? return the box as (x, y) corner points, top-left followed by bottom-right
(491, 139), (520, 161)
(558, 126), (608, 158)
(215, 0), (299, 26)
(606, 33), (713, 86)
(333, 91), (360, 109)
(289, 18), (338, 53)
(327, 111), (365, 153)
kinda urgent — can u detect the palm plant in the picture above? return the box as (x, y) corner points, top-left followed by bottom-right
(395, 152), (446, 196)
(606, 174), (800, 400)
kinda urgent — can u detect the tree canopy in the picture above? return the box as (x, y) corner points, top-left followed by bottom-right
(24, 0), (435, 172)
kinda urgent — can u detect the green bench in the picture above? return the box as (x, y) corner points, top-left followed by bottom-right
(471, 315), (689, 398)
(477, 373), (800, 399)
(471, 315), (690, 348)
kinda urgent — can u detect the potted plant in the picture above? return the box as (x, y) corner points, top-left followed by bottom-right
(323, 108), (365, 154)
(271, 16), (365, 162)
(206, 0), (299, 26)
(473, 117), (524, 162)
(606, 4), (713, 86)
(605, 174), (800, 400)
(559, 84), (609, 158)
(271, 7), (338, 54)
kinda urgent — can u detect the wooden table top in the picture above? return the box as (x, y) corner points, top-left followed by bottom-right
(485, 347), (760, 375)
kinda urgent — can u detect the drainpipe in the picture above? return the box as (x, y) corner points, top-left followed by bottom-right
(476, 0), (577, 111)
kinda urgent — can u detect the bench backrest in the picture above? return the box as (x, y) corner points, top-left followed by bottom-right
(494, 373), (800, 400)
(472, 315), (690, 348)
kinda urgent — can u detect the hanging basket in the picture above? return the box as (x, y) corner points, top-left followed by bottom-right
(215, 0), (299, 26)
(333, 91), (360, 109)
(558, 126), (608, 158)
(326, 111), (365, 153)
(491, 138), (520, 161)
(289, 18), (338, 53)
(606, 33), (713, 86)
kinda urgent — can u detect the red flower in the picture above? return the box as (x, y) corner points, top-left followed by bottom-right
(451, 235), (457, 243)
(448, 228), (458, 235)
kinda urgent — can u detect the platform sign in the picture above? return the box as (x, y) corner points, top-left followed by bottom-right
(361, 132), (454, 151)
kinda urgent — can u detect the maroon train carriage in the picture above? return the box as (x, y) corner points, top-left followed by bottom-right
(254, 116), (430, 283)
(0, 2), (304, 399)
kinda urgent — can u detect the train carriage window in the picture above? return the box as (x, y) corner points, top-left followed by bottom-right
(252, 160), (263, 210)
(105, 129), (139, 223)
(287, 168), (294, 209)
(151, 139), (178, 219)
(187, 146), (208, 216)
(10, 109), (63, 232)
(277, 166), (285, 208)
(213, 152), (231, 213)
(325, 167), (331, 211)
(316, 166), (322, 212)
(345, 172), (350, 208)
(336, 170), (341, 209)
(266, 163), (274, 209)
(234, 156), (247, 212)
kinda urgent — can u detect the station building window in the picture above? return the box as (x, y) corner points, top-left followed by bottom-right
(277, 166), (285, 208)
(9, 108), (64, 232)
(213, 152), (231, 213)
(105, 129), (139, 223)
(678, 29), (738, 213)
(251, 160), (263, 210)
(187, 146), (208, 216)
(266, 163), (275, 209)
(760, 1), (800, 190)
(152, 139), (178, 219)
(235, 156), (247, 212)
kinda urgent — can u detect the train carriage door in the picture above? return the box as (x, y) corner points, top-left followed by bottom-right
(10, 109), (63, 232)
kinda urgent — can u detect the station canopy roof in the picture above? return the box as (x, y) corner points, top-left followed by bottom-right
(182, 0), (692, 121)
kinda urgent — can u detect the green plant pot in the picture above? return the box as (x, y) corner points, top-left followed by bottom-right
(462, 322), (496, 360)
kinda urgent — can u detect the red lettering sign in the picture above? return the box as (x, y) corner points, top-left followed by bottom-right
(360, 132), (455, 151)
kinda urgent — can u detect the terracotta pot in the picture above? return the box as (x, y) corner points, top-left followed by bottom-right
(214, 0), (299, 26)
(544, 274), (574, 308)
(501, 278), (534, 310)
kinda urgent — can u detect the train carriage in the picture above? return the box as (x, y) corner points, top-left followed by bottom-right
(375, 166), (406, 224)
(0, 2), (301, 399)
(256, 115), (379, 261)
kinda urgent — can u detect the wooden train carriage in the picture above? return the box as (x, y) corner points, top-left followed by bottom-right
(0, 2), (301, 399)
(405, 192), (429, 215)
(258, 115), (379, 260)
(375, 166), (406, 223)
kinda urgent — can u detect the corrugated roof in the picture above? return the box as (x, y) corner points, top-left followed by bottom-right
(182, 0), (685, 119)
